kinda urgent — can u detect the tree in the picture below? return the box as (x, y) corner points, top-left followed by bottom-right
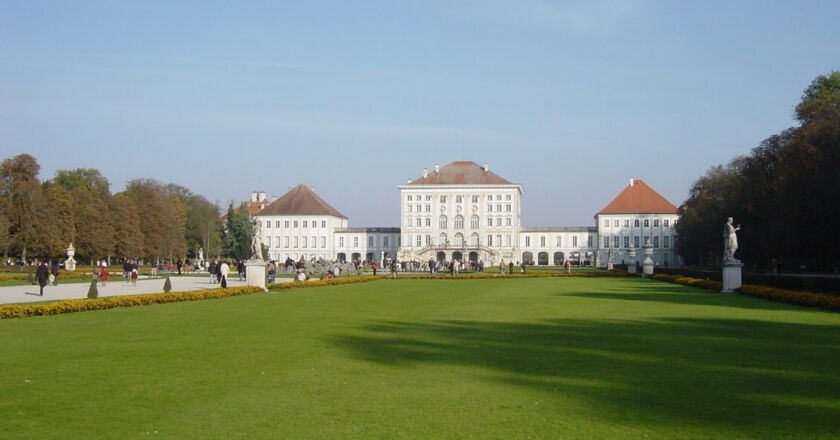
(123, 179), (187, 262)
(0, 154), (46, 260)
(110, 193), (144, 259)
(223, 203), (253, 260)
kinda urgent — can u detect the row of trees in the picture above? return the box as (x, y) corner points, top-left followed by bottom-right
(676, 72), (840, 270)
(0, 155), (256, 264)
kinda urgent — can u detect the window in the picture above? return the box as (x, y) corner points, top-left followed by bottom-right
(496, 204), (502, 212)
(416, 204), (421, 212)
(664, 219), (670, 228)
(470, 233), (479, 246)
(506, 195), (511, 200)
(624, 236), (629, 248)
(634, 219), (640, 227)
(496, 218), (502, 226)
(654, 219), (660, 227)
(416, 235), (422, 246)
(303, 221), (308, 228)
(416, 218), (422, 227)
(338, 237), (344, 247)
(425, 205), (430, 212)
(663, 236), (670, 248)
(604, 237), (610, 248)
(284, 221), (289, 228)
(456, 195), (462, 203)
(353, 237), (359, 247)
(472, 195), (479, 203)
(525, 236), (531, 247)
(439, 215), (447, 229)
(614, 219), (619, 227)
(275, 237), (280, 248)
(613, 236), (619, 248)
(266, 237), (271, 246)
(506, 204), (511, 212)
(653, 236), (660, 248)
(644, 236), (649, 245)
(487, 218), (493, 227)
(407, 205), (413, 212)
(634, 236), (640, 247)
(496, 234), (502, 246)
(302, 236), (308, 248)
(294, 221), (298, 228)
(440, 195), (447, 203)
(266, 221), (271, 229)
(496, 195), (502, 200)
(425, 218), (431, 227)
(285, 237), (290, 248)
(556, 236), (562, 247)
(454, 215), (464, 229)
(425, 235), (431, 246)
(368, 237), (374, 246)
(470, 215), (479, 229)
(540, 236), (546, 247)
(425, 195), (431, 201)
(454, 233), (464, 246)
(572, 236), (578, 247)
(294, 237), (299, 247)
(506, 218), (511, 226)
(321, 237), (326, 248)
(487, 194), (492, 201)
(644, 219), (649, 227)
(487, 235), (493, 246)
(487, 204), (492, 212)
(407, 195), (413, 201)
(604, 219), (609, 227)
(624, 219), (629, 227)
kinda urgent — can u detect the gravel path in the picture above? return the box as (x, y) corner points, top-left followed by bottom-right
(0, 275), (292, 305)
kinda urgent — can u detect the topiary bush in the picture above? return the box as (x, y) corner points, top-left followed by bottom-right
(163, 276), (172, 293)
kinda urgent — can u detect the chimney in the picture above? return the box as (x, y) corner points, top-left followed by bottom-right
(434, 164), (440, 173)
(272, 196), (279, 202)
(422, 168), (428, 178)
(406, 178), (412, 184)
(484, 163), (489, 172)
(629, 178), (635, 187)
(250, 191), (258, 202)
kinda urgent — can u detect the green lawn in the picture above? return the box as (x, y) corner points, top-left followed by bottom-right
(2, 277), (839, 439)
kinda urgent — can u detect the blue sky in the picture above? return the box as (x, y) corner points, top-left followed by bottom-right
(1, 1), (838, 226)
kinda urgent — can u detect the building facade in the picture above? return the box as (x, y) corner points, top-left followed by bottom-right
(254, 162), (681, 266)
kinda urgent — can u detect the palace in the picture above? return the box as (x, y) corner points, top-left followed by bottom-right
(254, 161), (681, 267)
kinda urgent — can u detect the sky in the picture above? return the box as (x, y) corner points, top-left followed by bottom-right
(1, 1), (838, 227)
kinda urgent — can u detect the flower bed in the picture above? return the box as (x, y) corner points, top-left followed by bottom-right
(736, 284), (840, 311)
(390, 271), (636, 280)
(651, 273), (723, 291)
(0, 286), (265, 319)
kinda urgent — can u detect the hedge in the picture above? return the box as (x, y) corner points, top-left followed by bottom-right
(389, 271), (637, 280)
(267, 275), (382, 290)
(655, 267), (840, 295)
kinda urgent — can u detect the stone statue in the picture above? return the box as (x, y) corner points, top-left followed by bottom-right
(250, 232), (262, 261)
(723, 217), (741, 261)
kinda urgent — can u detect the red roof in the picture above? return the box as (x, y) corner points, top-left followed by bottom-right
(256, 185), (346, 218)
(597, 179), (677, 215)
(408, 161), (512, 185)
(247, 200), (270, 215)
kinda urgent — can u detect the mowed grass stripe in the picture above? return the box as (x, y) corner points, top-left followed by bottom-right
(1, 277), (839, 439)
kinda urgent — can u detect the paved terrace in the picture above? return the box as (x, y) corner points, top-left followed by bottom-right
(0, 275), (293, 305)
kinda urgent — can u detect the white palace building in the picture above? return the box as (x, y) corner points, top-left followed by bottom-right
(254, 161), (681, 267)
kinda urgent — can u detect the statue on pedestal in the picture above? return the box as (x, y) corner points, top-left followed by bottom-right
(723, 217), (741, 262)
(250, 230), (262, 261)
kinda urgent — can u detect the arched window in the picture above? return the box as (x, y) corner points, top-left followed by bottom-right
(438, 233), (448, 246)
(439, 215), (447, 229)
(470, 233), (480, 246)
(454, 233), (464, 246)
(470, 215), (479, 229)
(454, 215), (464, 229)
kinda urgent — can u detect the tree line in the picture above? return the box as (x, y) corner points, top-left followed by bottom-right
(676, 72), (840, 270)
(0, 155), (256, 264)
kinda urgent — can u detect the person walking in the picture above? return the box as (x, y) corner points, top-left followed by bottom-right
(219, 261), (230, 288)
(130, 268), (138, 286)
(209, 261), (217, 284)
(499, 260), (506, 275)
(177, 259), (183, 275)
(36, 260), (49, 296)
(50, 260), (60, 286)
(99, 260), (109, 286)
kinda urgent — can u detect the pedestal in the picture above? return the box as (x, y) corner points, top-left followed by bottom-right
(643, 259), (654, 277)
(65, 258), (76, 271)
(245, 260), (267, 291)
(607, 262), (614, 271)
(627, 249), (637, 274)
(721, 260), (743, 293)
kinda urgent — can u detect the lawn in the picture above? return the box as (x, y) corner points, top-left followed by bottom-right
(1, 277), (839, 439)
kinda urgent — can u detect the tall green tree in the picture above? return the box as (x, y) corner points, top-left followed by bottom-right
(223, 203), (253, 260)
(110, 193), (144, 259)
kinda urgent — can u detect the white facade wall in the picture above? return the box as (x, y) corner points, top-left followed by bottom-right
(333, 228), (400, 263)
(518, 228), (599, 265)
(595, 213), (681, 266)
(257, 215), (348, 262)
(396, 184), (524, 265)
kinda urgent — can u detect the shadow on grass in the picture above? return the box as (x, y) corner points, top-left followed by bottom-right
(559, 280), (802, 311)
(336, 317), (840, 436)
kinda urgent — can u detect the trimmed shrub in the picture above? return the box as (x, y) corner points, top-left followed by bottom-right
(87, 278), (99, 299)
(163, 276), (172, 293)
(736, 284), (840, 311)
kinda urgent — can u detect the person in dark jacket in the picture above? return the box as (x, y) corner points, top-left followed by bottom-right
(50, 260), (60, 286)
(36, 260), (49, 296)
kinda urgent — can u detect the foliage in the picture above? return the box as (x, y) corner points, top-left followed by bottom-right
(677, 72), (840, 270)
(0, 154), (47, 259)
(223, 203), (254, 260)
(737, 284), (840, 310)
